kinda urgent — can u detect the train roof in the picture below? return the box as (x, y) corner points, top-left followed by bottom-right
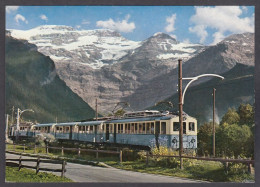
(77, 121), (104, 126)
(33, 123), (56, 127)
(104, 115), (176, 124)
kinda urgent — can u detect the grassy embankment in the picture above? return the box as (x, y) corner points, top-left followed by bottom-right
(6, 166), (73, 182)
(6, 144), (254, 182)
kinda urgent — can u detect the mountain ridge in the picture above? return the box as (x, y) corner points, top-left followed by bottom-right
(8, 26), (254, 114)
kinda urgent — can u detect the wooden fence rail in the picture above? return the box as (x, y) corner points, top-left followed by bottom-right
(146, 151), (254, 174)
(6, 156), (67, 177)
(6, 142), (122, 163)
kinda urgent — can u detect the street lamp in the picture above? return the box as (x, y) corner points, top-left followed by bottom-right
(178, 59), (224, 169)
(182, 74), (224, 104)
(16, 108), (34, 139)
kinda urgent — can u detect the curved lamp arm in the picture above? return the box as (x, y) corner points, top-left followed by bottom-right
(182, 74), (224, 104)
(20, 109), (34, 116)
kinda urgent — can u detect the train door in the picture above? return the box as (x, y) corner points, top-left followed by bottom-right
(69, 125), (72, 140)
(113, 124), (117, 143)
(183, 122), (186, 134)
(155, 121), (160, 148)
(105, 124), (109, 141)
(94, 125), (97, 142)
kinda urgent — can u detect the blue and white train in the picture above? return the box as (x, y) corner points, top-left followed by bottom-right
(21, 110), (198, 149)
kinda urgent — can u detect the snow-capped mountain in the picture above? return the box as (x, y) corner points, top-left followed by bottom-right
(9, 25), (204, 69)
(9, 25), (141, 69)
(8, 25), (254, 114)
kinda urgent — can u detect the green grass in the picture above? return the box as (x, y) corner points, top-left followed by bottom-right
(7, 144), (254, 182)
(104, 159), (254, 182)
(5, 166), (73, 182)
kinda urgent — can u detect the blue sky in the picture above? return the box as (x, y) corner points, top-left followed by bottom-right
(6, 6), (254, 45)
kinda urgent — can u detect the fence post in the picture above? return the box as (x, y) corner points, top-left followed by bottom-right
(36, 157), (40, 174)
(146, 151), (149, 166)
(78, 147), (81, 157)
(224, 162), (229, 174)
(46, 144), (49, 155)
(61, 146), (64, 156)
(96, 148), (99, 160)
(248, 163), (253, 174)
(23, 144), (25, 152)
(119, 149), (123, 164)
(61, 160), (66, 177)
(34, 144), (37, 154)
(18, 155), (22, 171)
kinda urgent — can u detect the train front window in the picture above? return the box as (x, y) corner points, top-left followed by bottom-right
(189, 122), (195, 131)
(173, 122), (180, 131)
(161, 122), (166, 134)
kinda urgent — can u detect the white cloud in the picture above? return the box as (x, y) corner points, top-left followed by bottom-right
(241, 6), (248, 13)
(6, 6), (19, 14)
(183, 38), (191, 44)
(165, 14), (177, 33)
(82, 20), (90, 25)
(14, 14), (28, 24)
(189, 6), (254, 44)
(189, 25), (208, 43)
(40, 14), (48, 21)
(96, 14), (135, 33)
(76, 25), (81, 29)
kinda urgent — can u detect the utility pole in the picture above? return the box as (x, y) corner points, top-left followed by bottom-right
(16, 108), (20, 141)
(95, 98), (98, 121)
(11, 106), (14, 124)
(16, 108), (20, 131)
(178, 59), (183, 169)
(213, 88), (216, 157)
(5, 114), (9, 142)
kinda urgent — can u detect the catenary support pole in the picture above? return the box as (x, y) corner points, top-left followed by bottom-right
(95, 98), (98, 121)
(213, 88), (216, 157)
(178, 59), (183, 169)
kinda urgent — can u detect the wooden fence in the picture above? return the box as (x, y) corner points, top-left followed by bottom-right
(6, 143), (122, 163)
(6, 155), (66, 177)
(145, 151), (254, 174)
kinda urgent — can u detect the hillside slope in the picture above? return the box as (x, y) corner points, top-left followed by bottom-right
(150, 64), (254, 126)
(5, 37), (95, 123)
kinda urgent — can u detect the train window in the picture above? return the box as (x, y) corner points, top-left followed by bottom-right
(139, 123), (143, 134)
(124, 124), (127, 133)
(173, 122), (180, 131)
(146, 123), (151, 134)
(135, 123), (138, 133)
(117, 124), (120, 133)
(66, 127), (70, 132)
(151, 123), (155, 134)
(189, 122), (195, 131)
(90, 126), (93, 133)
(143, 123), (146, 134)
(128, 123), (130, 134)
(121, 124), (123, 133)
(109, 124), (113, 133)
(161, 122), (166, 134)
(131, 124), (134, 134)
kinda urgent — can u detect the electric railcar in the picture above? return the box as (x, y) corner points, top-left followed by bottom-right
(26, 110), (198, 149)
